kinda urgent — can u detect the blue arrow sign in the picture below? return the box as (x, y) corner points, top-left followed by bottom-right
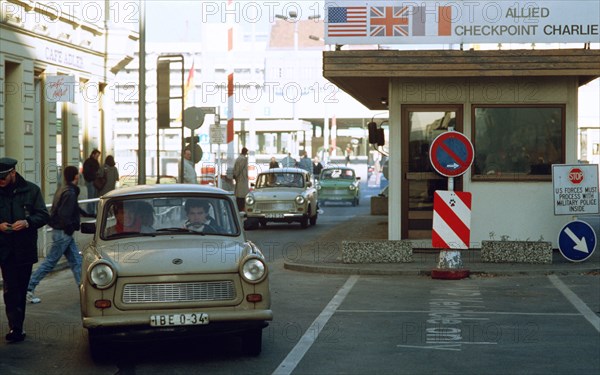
(558, 220), (597, 262)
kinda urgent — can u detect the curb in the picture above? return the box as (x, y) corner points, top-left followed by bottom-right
(283, 261), (600, 277)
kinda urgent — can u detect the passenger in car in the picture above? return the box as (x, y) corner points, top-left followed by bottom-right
(106, 201), (155, 236)
(184, 199), (223, 234)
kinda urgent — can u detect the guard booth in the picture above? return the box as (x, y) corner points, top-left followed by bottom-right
(322, 1), (600, 247)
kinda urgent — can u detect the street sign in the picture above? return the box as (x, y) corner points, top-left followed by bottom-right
(558, 220), (597, 262)
(432, 190), (472, 249)
(429, 131), (474, 177)
(210, 124), (227, 144)
(553, 164), (599, 215)
(184, 107), (216, 130)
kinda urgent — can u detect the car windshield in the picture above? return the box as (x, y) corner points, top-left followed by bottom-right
(321, 169), (355, 180)
(100, 195), (239, 239)
(255, 172), (305, 188)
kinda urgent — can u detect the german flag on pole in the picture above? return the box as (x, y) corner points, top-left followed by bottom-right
(177, 60), (195, 121)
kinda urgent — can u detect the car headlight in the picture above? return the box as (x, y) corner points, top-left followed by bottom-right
(295, 195), (305, 205)
(245, 195), (255, 205)
(89, 262), (115, 289)
(349, 185), (356, 191)
(240, 257), (267, 283)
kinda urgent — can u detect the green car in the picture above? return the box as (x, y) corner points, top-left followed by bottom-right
(317, 167), (361, 206)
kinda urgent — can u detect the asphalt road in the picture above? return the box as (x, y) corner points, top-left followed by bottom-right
(1, 182), (598, 374)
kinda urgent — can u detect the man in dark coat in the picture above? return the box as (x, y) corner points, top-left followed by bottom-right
(0, 157), (50, 342)
(82, 149), (101, 215)
(27, 166), (83, 304)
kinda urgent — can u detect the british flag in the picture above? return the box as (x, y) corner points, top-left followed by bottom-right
(370, 6), (409, 37)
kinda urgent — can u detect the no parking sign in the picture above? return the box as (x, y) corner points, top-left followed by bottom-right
(429, 132), (474, 177)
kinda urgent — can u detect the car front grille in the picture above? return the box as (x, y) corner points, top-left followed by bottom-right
(323, 189), (349, 195)
(256, 202), (294, 211)
(122, 281), (236, 304)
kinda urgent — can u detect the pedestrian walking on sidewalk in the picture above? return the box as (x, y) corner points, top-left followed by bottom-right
(27, 166), (84, 305)
(82, 149), (101, 215)
(96, 155), (119, 196)
(0, 157), (50, 342)
(233, 147), (249, 210)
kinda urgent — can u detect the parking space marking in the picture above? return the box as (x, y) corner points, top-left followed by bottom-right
(272, 275), (359, 375)
(548, 274), (600, 332)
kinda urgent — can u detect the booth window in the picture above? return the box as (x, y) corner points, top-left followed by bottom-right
(472, 105), (564, 181)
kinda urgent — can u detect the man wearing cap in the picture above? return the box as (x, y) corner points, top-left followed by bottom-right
(0, 157), (50, 342)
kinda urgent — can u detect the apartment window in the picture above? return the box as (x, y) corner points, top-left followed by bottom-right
(472, 105), (564, 181)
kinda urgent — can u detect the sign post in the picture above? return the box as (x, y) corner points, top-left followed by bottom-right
(210, 124), (227, 188)
(429, 130), (474, 279)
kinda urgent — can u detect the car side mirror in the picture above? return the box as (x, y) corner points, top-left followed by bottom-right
(81, 222), (96, 234)
(306, 181), (312, 187)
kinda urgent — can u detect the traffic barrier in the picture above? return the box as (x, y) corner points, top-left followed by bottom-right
(430, 250), (470, 279)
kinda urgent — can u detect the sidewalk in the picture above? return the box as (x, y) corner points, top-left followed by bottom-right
(284, 214), (600, 276)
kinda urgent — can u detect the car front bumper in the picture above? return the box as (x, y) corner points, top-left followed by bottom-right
(83, 309), (273, 329)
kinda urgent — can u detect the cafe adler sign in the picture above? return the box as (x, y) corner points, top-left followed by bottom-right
(324, 0), (600, 45)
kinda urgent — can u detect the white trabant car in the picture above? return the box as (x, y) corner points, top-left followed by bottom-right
(80, 185), (272, 358)
(244, 167), (318, 229)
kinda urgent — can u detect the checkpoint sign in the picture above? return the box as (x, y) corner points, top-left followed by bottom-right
(558, 220), (597, 262)
(429, 132), (474, 177)
(553, 164), (599, 215)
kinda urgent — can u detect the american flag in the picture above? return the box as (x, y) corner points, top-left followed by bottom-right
(370, 6), (409, 37)
(327, 6), (368, 37)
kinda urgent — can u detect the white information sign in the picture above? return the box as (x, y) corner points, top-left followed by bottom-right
(210, 124), (227, 144)
(45, 75), (76, 102)
(324, 1), (600, 45)
(553, 164), (599, 215)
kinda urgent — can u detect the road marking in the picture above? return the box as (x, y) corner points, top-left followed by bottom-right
(272, 275), (359, 375)
(337, 309), (582, 316)
(548, 274), (600, 332)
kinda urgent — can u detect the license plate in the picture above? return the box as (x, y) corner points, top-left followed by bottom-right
(265, 213), (284, 218)
(150, 313), (209, 327)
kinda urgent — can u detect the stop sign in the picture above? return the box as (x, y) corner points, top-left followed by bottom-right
(568, 168), (584, 184)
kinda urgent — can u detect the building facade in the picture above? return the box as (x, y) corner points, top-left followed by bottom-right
(0, 0), (137, 201)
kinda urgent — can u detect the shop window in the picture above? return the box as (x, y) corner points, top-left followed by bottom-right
(472, 105), (564, 181)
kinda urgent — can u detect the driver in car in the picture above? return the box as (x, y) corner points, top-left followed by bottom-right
(184, 199), (222, 233)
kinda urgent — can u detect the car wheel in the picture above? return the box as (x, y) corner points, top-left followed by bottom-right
(88, 330), (108, 363)
(241, 329), (262, 356)
(300, 215), (309, 228)
(310, 209), (318, 226)
(244, 218), (259, 230)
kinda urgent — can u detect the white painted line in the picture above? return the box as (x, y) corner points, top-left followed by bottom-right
(337, 309), (581, 316)
(272, 275), (359, 375)
(548, 274), (600, 332)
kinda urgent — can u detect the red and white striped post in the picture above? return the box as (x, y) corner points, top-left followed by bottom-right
(429, 128), (474, 279)
(226, 0), (235, 182)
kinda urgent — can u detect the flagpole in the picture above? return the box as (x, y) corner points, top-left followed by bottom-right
(137, 0), (146, 185)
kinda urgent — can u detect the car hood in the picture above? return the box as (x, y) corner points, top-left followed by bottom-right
(252, 189), (304, 200)
(97, 237), (248, 276)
